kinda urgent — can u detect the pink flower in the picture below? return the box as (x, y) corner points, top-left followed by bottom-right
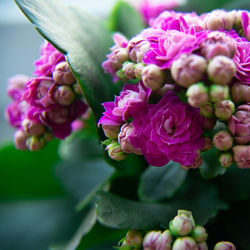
(98, 82), (151, 126)
(34, 41), (65, 77)
(233, 42), (250, 84)
(129, 92), (204, 166)
(241, 11), (250, 41)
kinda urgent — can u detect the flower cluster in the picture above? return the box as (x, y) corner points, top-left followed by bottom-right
(6, 41), (88, 151)
(118, 210), (236, 250)
(100, 9), (250, 169)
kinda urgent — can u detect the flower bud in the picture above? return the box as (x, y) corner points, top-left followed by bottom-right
(106, 141), (127, 161)
(219, 152), (233, 168)
(52, 61), (76, 85)
(181, 150), (202, 169)
(54, 86), (75, 106)
(171, 54), (207, 88)
(197, 242), (208, 250)
(203, 10), (234, 31)
(202, 136), (213, 151)
(231, 82), (250, 104)
(122, 62), (136, 79)
(142, 64), (165, 90)
(207, 56), (236, 85)
(232, 145), (250, 169)
(134, 63), (145, 80)
(111, 48), (129, 70)
(191, 226), (208, 243)
(143, 230), (172, 250)
(200, 103), (214, 118)
(126, 230), (143, 248)
(209, 84), (229, 103)
(214, 241), (236, 250)
(172, 236), (197, 250)
(228, 104), (250, 144)
(118, 123), (142, 155)
(102, 124), (120, 139)
(200, 31), (236, 60)
(26, 136), (45, 151)
(186, 83), (209, 107)
(128, 37), (150, 63)
(14, 130), (29, 150)
(214, 100), (235, 121)
(73, 83), (82, 96)
(202, 117), (216, 131)
(213, 131), (233, 151)
(22, 119), (46, 137)
(44, 132), (53, 142)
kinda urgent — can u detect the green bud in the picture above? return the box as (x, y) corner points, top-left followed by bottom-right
(122, 62), (136, 79)
(219, 152), (233, 168)
(191, 226), (208, 243)
(186, 82), (209, 107)
(209, 84), (229, 103)
(105, 141), (127, 161)
(26, 136), (45, 151)
(125, 230), (143, 248)
(200, 103), (214, 118)
(214, 100), (235, 121)
(172, 236), (197, 250)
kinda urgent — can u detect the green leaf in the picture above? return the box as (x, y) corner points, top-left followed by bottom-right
(199, 147), (226, 179)
(108, 1), (145, 38)
(138, 161), (188, 202)
(56, 159), (114, 210)
(0, 140), (64, 200)
(15, 0), (117, 123)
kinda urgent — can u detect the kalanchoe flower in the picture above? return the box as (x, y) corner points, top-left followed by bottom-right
(172, 236), (197, 250)
(190, 226), (207, 243)
(228, 103), (250, 144)
(129, 92), (204, 167)
(230, 81), (250, 103)
(14, 130), (29, 151)
(98, 82), (151, 126)
(105, 141), (127, 161)
(209, 84), (230, 103)
(241, 11), (250, 41)
(213, 130), (233, 151)
(219, 152), (234, 168)
(143, 230), (172, 250)
(214, 241), (236, 250)
(200, 103), (214, 118)
(171, 54), (207, 88)
(102, 125), (121, 139)
(232, 145), (250, 168)
(125, 230), (143, 248)
(207, 55), (236, 85)
(200, 31), (236, 60)
(186, 82), (209, 107)
(214, 100), (235, 121)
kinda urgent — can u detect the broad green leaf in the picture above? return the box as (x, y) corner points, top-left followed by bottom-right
(0, 140), (64, 200)
(0, 199), (84, 250)
(223, 0), (250, 10)
(199, 147), (226, 179)
(56, 159), (114, 209)
(15, 0), (117, 123)
(138, 161), (188, 202)
(108, 1), (145, 38)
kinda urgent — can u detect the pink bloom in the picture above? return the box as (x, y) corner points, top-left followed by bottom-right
(241, 11), (250, 41)
(98, 82), (151, 126)
(129, 92), (204, 167)
(34, 41), (65, 77)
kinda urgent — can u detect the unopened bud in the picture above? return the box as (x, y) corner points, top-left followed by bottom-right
(231, 82), (250, 104)
(208, 56), (236, 85)
(214, 241), (236, 250)
(73, 83), (82, 96)
(171, 54), (207, 88)
(181, 150), (202, 169)
(202, 117), (216, 131)
(134, 63), (145, 80)
(200, 103), (214, 118)
(128, 37), (150, 63)
(111, 48), (129, 70)
(26, 136), (45, 151)
(202, 137), (213, 151)
(186, 83), (209, 107)
(213, 131), (233, 151)
(106, 141), (127, 161)
(22, 119), (46, 136)
(191, 226), (208, 243)
(142, 64), (165, 90)
(209, 84), (230, 103)
(219, 152), (233, 168)
(54, 86), (75, 106)
(14, 130), (28, 150)
(102, 124), (120, 139)
(53, 61), (76, 85)
(232, 145), (250, 169)
(172, 236), (197, 250)
(44, 132), (53, 142)
(214, 100), (235, 121)
(197, 242), (208, 250)
(122, 62), (136, 79)
(126, 230), (143, 248)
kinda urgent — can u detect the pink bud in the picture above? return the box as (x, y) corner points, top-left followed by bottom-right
(197, 242), (208, 250)
(142, 64), (165, 90)
(102, 124), (120, 139)
(231, 82), (250, 104)
(209, 84), (230, 103)
(171, 54), (207, 88)
(219, 152), (233, 168)
(122, 62), (136, 79)
(202, 137), (213, 151)
(181, 150), (203, 169)
(232, 145), (250, 169)
(207, 56), (236, 85)
(172, 236), (197, 250)
(111, 48), (129, 70)
(214, 241), (236, 250)
(54, 85), (75, 106)
(213, 130), (233, 151)
(53, 61), (76, 85)
(170, 213), (195, 236)
(22, 119), (46, 136)
(200, 103), (214, 118)
(14, 130), (29, 150)
(214, 100), (235, 121)
(187, 83), (209, 107)
(126, 230), (143, 248)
